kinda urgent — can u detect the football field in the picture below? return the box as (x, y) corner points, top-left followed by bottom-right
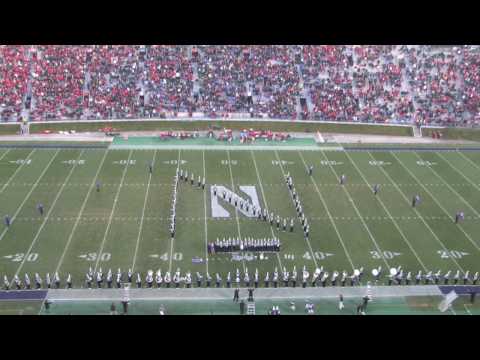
(1, 146), (480, 289)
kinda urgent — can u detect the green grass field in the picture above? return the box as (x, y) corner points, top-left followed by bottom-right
(1, 146), (480, 292)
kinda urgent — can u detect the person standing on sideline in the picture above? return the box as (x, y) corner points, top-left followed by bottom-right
(121, 298), (129, 315)
(233, 288), (240, 302)
(248, 288), (254, 302)
(240, 300), (245, 315)
(110, 303), (117, 315)
(339, 294), (344, 310)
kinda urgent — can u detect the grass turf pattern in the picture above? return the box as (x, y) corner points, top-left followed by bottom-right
(1, 148), (480, 291)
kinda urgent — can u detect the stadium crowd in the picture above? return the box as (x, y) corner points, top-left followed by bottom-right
(1, 45), (479, 126)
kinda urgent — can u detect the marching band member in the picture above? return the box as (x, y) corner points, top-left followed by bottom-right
(164, 272), (171, 288)
(155, 270), (163, 288)
(185, 271), (192, 288)
(3, 275), (10, 290)
(66, 274), (72, 289)
(24, 274), (31, 289)
(35, 273), (42, 289)
(54, 272), (60, 289)
(107, 269), (113, 288)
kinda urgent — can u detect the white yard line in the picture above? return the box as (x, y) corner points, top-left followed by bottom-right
(226, 149), (246, 273)
(202, 150), (209, 274)
(390, 152), (468, 272)
(12, 151), (86, 278)
(297, 151), (355, 270)
(54, 150), (110, 274)
(456, 150), (480, 172)
(0, 149), (11, 163)
(168, 150), (181, 273)
(93, 150), (133, 273)
(344, 151), (428, 271)
(408, 152), (480, 253)
(250, 150), (284, 271)
(0, 150), (60, 243)
(318, 150), (391, 269)
(0, 149), (35, 195)
(131, 150), (157, 272)
(273, 150), (319, 268)
(367, 151), (462, 272)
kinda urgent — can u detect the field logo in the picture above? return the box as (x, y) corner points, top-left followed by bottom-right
(211, 185), (260, 218)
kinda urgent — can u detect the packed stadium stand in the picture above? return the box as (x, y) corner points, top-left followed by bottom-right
(1, 45), (479, 126)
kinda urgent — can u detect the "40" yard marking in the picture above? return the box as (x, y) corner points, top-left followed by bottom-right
(149, 252), (183, 261)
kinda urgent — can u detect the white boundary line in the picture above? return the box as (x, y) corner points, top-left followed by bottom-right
(12, 150), (86, 278)
(226, 149), (246, 273)
(410, 152), (480, 253)
(202, 150), (209, 274)
(54, 150), (110, 274)
(131, 150), (157, 272)
(0, 149), (36, 195)
(319, 150), (391, 269)
(344, 151), (428, 271)
(367, 151), (462, 272)
(0, 150), (60, 243)
(250, 150), (284, 271)
(168, 150), (181, 274)
(297, 151), (355, 271)
(273, 150), (318, 268)
(93, 150), (133, 273)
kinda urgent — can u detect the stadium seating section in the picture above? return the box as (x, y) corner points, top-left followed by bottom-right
(1, 45), (479, 126)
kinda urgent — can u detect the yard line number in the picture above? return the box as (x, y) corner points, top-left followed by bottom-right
(302, 251), (334, 260)
(416, 161), (437, 166)
(438, 250), (469, 259)
(78, 252), (111, 262)
(320, 160), (343, 166)
(9, 159), (32, 165)
(4, 253), (39, 262)
(163, 160), (187, 165)
(272, 160), (294, 165)
(221, 160), (238, 165)
(149, 252), (183, 261)
(113, 160), (136, 165)
(62, 160), (85, 165)
(369, 161), (391, 166)
(370, 250), (401, 259)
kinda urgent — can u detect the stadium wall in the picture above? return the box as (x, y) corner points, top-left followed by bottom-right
(27, 118), (414, 137)
(0, 123), (21, 135)
(421, 126), (480, 142)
